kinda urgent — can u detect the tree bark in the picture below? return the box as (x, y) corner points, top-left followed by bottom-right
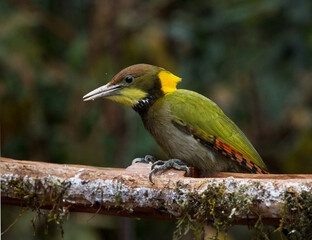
(1, 157), (312, 225)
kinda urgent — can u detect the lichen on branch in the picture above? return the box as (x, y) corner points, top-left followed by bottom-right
(1, 157), (312, 239)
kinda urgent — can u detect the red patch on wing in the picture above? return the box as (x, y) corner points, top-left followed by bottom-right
(190, 128), (269, 174)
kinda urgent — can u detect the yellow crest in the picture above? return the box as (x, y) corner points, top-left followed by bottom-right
(158, 70), (182, 94)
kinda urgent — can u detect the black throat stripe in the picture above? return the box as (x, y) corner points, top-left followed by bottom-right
(133, 96), (155, 116)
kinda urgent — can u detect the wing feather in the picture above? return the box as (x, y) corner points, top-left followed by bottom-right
(167, 89), (268, 172)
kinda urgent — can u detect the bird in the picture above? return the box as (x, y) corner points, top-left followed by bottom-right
(83, 64), (269, 182)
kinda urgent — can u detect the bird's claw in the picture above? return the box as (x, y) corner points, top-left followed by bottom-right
(132, 155), (156, 165)
(149, 159), (190, 183)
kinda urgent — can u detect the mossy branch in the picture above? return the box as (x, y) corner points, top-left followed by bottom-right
(1, 157), (312, 237)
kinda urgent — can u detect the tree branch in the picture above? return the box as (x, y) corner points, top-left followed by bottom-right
(1, 157), (312, 226)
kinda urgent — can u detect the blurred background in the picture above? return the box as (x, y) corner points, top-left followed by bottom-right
(1, 0), (312, 239)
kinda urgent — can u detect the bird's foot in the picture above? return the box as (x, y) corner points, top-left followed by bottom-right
(149, 159), (190, 183)
(132, 155), (156, 165)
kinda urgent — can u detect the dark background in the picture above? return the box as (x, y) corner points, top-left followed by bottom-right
(1, 0), (312, 239)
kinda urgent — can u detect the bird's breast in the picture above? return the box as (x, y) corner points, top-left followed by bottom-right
(141, 99), (230, 173)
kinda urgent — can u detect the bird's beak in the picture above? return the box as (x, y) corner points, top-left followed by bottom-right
(83, 83), (123, 101)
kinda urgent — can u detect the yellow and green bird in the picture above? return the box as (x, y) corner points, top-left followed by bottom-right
(83, 64), (269, 181)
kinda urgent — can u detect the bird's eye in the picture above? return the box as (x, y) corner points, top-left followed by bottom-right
(124, 75), (134, 84)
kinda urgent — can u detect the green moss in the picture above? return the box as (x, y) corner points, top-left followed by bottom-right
(114, 182), (123, 207)
(277, 188), (312, 239)
(1, 176), (71, 238)
(173, 181), (267, 240)
(249, 216), (270, 240)
(173, 182), (312, 239)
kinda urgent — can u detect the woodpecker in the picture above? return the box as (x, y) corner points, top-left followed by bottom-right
(83, 64), (269, 182)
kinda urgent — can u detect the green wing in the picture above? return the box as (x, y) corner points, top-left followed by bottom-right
(166, 89), (268, 171)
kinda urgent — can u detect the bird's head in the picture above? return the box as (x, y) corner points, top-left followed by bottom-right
(83, 64), (181, 108)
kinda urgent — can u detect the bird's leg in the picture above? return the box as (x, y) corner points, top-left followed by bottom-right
(149, 159), (190, 183)
(132, 155), (156, 164)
